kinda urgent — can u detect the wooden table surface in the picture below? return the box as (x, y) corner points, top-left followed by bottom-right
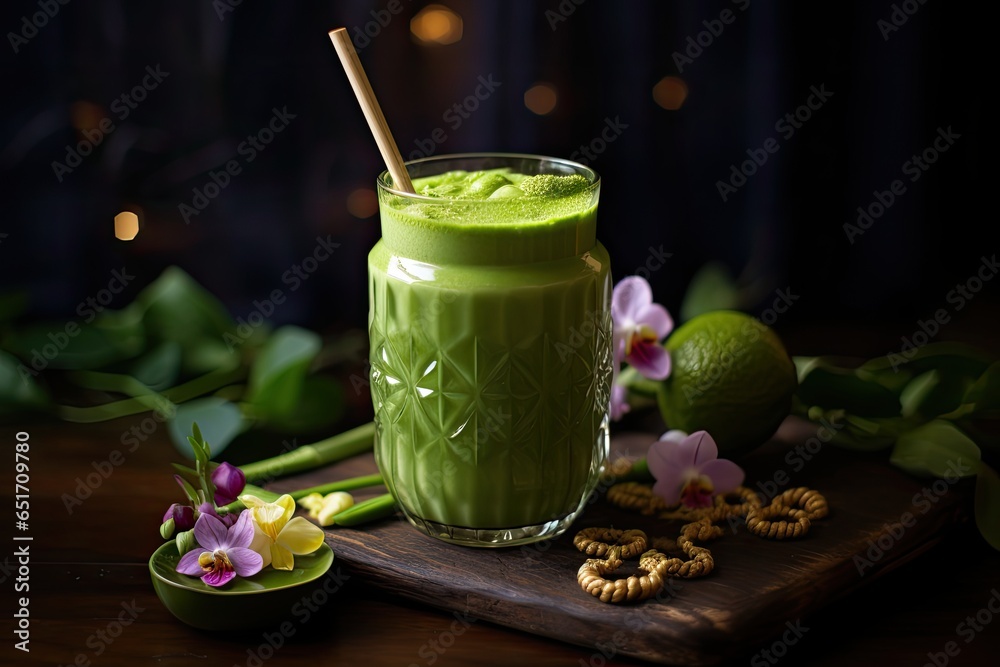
(4, 417), (999, 667)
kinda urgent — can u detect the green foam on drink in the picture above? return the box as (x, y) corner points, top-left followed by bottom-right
(396, 168), (596, 225)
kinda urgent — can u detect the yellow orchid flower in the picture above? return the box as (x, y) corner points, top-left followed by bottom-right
(239, 493), (325, 571)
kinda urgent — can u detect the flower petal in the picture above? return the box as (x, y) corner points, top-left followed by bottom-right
(610, 384), (631, 421)
(212, 462), (246, 506)
(612, 276), (653, 323)
(227, 510), (255, 549)
(698, 459), (745, 495)
(238, 494), (267, 509)
(658, 429), (689, 445)
(646, 439), (685, 493)
(176, 549), (209, 576)
(249, 522), (272, 568)
(685, 431), (719, 466)
(652, 477), (682, 507)
(201, 568), (235, 587)
(270, 543), (295, 571)
(634, 302), (673, 339)
(227, 547), (264, 577)
(276, 517), (326, 556)
(193, 512), (228, 551)
(250, 503), (285, 542)
(626, 342), (671, 380)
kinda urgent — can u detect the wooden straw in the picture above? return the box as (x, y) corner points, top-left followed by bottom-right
(328, 28), (415, 193)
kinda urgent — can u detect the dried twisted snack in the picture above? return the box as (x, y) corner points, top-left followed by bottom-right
(573, 527), (648, 559)
(577, 549), (667, 604)
(745, 487), (829, 539)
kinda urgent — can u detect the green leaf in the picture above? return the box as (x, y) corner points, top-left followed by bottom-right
(183, 336), (242, 375)
(130, 342), (182, 391)
(796, 365), (902, 417)
(913, 371), (975, 419)
(135, 266), (236, 348)
(4, 323), (137, 370)
(0, 350), (49, 412)
(679, 262), (740, 322)
(859, 342), (993, 380)
(264, 376), (345, 433)
(961, 362), (1000, 418)
(974, 462), (1000, 551)
(173, 472), (200, 506)
(246, 326), (321, 421)
(890, 420), (981, 479)
(900, 370), (940, 417)
(168, 397), (247, 459)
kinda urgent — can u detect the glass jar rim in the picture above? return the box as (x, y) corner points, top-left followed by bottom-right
(376, 152), (600, 201)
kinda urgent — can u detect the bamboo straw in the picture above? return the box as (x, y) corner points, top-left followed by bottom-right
(328, 27), (415, 193)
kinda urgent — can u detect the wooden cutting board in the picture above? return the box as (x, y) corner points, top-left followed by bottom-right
(270, 417), (972, 666)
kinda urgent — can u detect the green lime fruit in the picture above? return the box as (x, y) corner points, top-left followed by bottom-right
(656, 310), (797, 457)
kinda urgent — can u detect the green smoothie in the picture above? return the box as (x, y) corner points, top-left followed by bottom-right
(369, 155), (612, 546)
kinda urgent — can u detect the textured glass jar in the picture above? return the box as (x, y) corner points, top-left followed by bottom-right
(368, 154), (612, 547)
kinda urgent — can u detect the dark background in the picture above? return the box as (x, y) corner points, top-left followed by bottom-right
(0, 0), (993, 356)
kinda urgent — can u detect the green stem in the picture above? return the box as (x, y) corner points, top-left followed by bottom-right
(286, 473), (384, 500)
(618, 365), (661, 399)
(238, 421), (375, 483)
(56, 366), (246, 423)
(330, 493), (397, 527)
(217, 473), (385, 515)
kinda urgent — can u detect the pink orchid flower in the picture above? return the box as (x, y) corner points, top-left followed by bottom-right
(612, 276), (673, 380)
(176, 510), (263, 587)
(648, 430), (744, 509)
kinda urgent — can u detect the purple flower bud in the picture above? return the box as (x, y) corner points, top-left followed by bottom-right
(211, 462), (246, 506)
(162, 503), (196, 532)
(197, 501), (239, 527)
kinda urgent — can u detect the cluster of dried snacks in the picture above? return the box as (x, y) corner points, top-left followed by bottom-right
(575, 484), (828, 604)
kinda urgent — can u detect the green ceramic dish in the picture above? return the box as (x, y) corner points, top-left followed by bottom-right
(149, 540), (335, 631)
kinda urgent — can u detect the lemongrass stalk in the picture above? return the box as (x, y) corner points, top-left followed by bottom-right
(237, 421), (375, 483)
(217, 473), (385, 515)
(58, 366), (246, 423)
(286, 473), (383, 500)
(330, 493), (397, 526)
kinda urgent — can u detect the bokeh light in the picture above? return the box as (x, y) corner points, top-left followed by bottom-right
(114, 211), (139, 240)
(410, 5), (463, 45)
(652, 76), (689, 110)
(347, 188), (378, 219)
(524, 83), (558, 115)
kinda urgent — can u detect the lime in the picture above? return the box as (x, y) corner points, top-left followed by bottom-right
(656, 310), (797, 457)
